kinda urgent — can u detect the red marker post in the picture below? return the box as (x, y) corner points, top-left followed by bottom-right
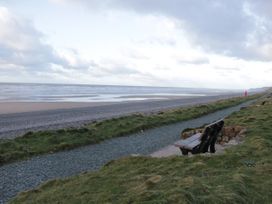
(244, 90), (248, 97)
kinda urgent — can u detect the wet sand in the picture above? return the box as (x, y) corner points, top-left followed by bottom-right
(0, 95), (202, 114)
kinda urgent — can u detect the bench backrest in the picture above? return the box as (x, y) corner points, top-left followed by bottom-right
(199, 119), (224, 152)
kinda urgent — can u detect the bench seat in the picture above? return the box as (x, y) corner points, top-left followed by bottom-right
(174, 133), (202, 150)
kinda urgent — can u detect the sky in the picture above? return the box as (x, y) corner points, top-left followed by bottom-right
(0, 0), (272, 89)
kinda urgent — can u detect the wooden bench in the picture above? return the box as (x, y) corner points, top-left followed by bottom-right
(174, 119), (224, 155)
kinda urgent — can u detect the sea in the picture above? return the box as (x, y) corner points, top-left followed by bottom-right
(0, 83), (236, 103)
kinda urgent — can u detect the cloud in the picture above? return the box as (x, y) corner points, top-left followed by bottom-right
(88, 61), (140, 77)
(214, 67), (241, 78)
(0, 7), (61, 70)
(177, 58), (210, 65)
(248, 0), (272, 18)
(58, 0), (272, 61)
(135, 37), (177, 47)
(1, 2), (272, 89)
(214, 67), (240, 72)
(0, 6), (95, 74)
(0, 6), (151, 83)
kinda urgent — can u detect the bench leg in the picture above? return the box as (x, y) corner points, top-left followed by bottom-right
(210, 138), (217, 153)
(180, 148), (189, 156)
(210, 143), (216, 153)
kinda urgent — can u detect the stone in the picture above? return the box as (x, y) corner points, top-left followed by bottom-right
(181, 125), (246, 145)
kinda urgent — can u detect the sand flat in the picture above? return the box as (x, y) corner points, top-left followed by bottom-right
(0, 102), (112, 114)
(0, 95), (198, 114)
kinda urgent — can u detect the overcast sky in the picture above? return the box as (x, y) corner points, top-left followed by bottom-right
(0, 0), (272, 89)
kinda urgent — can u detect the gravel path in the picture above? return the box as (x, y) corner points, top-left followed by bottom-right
(0, 100), (255, 204)
(0, 94), (240, 139)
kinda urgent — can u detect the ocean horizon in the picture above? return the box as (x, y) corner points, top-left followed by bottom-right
(0, 83), (239, 103)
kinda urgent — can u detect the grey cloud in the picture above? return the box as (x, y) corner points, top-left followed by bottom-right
(0, 7), (92, 73)
(248, 0), (272, 18)
(0, 44), (63, 70)
(69, 0), (272, 60)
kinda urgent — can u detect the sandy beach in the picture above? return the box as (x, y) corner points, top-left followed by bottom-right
(0, 102), (112, 115)
(0, 95), (206, 114)
(0, 93), (241, 139)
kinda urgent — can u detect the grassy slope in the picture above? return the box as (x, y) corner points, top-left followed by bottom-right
(10, 95), (272, 204)
(0, 95), (260, 165)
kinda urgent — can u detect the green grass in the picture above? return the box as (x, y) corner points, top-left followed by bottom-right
(10, 94), (272, 204)
(0, 95), (261, 166)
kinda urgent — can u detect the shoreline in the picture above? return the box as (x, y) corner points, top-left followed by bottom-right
(0, 95), (208, 115)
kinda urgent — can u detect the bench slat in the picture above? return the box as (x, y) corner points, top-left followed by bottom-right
(205, 119), (224, 128)
(180, 140), (201, 150)
(174, 133), (202, 148)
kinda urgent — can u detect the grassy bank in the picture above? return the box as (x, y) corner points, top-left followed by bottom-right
(0, 95), (260, 165)
(10, 94), (272, 204)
